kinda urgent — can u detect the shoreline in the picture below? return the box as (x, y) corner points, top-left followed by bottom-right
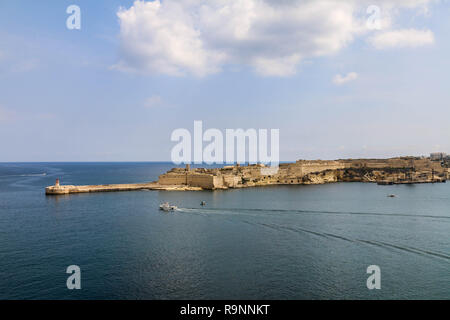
(45, 156), (449, 195)
(45, 177), (447, 196)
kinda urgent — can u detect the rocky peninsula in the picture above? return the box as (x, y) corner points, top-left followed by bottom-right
(45, 156), (449, 195)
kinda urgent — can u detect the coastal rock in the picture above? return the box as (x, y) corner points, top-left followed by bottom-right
(45, 157), (448, 195)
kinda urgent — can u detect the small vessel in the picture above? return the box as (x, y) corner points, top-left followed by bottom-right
(200, 201), (206, 206)
(387, 194), (396, 198)
(159, 202), (178, 211)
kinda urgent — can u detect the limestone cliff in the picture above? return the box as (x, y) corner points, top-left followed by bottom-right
(158, 157), (447, 190)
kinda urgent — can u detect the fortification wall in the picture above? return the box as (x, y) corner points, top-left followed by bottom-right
(287, 161), (345, 176)
(343, 159), (411, 169)
(158, 173), (187, 185)
(187, 174), (217, 189)
(300, 162), (345, 175)
(223, 175), (241, 187)
(213, 176), (224, 189)
(415, 159), (444, 172)
(341, 158), (444, 171)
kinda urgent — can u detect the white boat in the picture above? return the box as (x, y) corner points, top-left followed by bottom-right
(159, 202), (178, 212)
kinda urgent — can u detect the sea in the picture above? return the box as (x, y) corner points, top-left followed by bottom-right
(0, 162), (449, 299)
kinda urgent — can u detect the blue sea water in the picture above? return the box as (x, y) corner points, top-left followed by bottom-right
(0, 162), (449, 299)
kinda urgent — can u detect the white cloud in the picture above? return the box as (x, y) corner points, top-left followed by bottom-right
(333, 72), (358, 85)
(114, 1), (226, 76)
(369, 29), (435, 49)
(144, 95), (163, 108)
(251, 54), (302, 77)
(115, 0), (436, 77)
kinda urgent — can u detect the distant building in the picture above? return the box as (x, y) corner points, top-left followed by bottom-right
(430, 152), (447, 161)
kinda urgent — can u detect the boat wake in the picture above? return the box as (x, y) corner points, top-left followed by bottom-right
(0, 173), (47, 178)
(250, 221), (450, 262)
(177, 206), (450, 221)
(175, 207), (450, 262)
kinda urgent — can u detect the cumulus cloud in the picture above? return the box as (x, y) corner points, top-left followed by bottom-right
(114, 1), (226, 76)
(115, 0), (436, 77)
(368, 29), (435, 49)
(333, 72), (358, 85)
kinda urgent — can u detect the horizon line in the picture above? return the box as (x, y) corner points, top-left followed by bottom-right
(0, 154), (444, 164)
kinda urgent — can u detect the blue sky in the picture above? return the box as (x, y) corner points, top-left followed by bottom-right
(1, 0), (449, 162)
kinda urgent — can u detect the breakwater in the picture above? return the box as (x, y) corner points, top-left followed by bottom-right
(45, 182), (202, 195)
